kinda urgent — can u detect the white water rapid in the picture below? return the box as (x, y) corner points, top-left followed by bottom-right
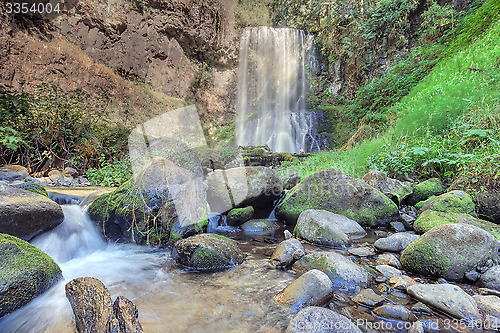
(235, 27), (318, 153)
(0, 205), (295, 332)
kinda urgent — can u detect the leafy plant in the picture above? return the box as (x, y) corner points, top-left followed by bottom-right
(86, 157), (132, 186)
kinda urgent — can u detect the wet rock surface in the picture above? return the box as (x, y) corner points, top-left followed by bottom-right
(274, 269), (333, 309)
(286, 306), (362, 333)
(0, 185), (64, 241)
(269, 238), (305, 268)
(294, 209), (365, 248)
(173, 233), (245, 270)
(293, 252), (371, 292)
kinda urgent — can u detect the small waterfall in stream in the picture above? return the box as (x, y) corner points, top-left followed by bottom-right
(235, 27), (321, 153)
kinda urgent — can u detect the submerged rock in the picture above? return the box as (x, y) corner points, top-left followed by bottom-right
(226, 206), (254, 226)
(362, 170), (413, 204)
(418, 190), (475, 215)
(0, 233), (62, 318)
(413, 210), (500, 240)
(241, 219), (280, 235)
(401, 224), (497, 280)
(172, 233), (245, 270)
(276, 169), (398, 227)
(274, 269), (333, 309)
(352, 289), (385, 307)
(294, 209), (366, 248)
(269, 238), (305, 268)
(373, 232), (419, 252)
(206, 166), (283, 213)
(293, 251), (371, 292)
(286, 306), (362, 333)
(372, 304), (416, 322)
(407, 283), (481, 322)
(406, 178), (446, 206)
(0, 185), (64, 241)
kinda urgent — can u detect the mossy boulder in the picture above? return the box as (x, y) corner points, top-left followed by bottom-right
(406, 178), (446, 206)
(12, 182), (48, 197)
(0, 233), (62, 318)
(418, 190), (475, 215)
(275, 169), (398, 227)
(0, 185), (64, 241)
(241, 219), (280, 235)
(401, 224), (498, 281)
(172, 233), (245, 271)
(206, 166), (283, 214)
(293, 251), (371, 292)
(88, 157), (207, 245)
(294, 210), (365, 248)
(413, 210), (500, 240)
(226, 206), (254, 226)
(362, 170), (413, 204)
(282, 172), (301, 190)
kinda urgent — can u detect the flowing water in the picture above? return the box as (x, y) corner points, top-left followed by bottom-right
(235, 27), (320, 153)
(0, 205), (296, 333)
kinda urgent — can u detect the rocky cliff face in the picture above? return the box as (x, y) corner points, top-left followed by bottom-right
(0, 0), (242, 131)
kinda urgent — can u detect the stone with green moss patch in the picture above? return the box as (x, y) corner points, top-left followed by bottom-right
(0, 233), (62, 318)
(12, 182), (48, 197)
(401, 223), (498, 280)
(414, 210), (500, 240)
(407, 178), (446, 206)
(275, 169), (398, 227)
(226, 206), (254, 226)
(293, 251), (371, 291)
(173, 233), (245, 271)
(419, 190), (475, 215)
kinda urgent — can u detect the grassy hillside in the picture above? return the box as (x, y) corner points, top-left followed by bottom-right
(280, 0), (500, 189)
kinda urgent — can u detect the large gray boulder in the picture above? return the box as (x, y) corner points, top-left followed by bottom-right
(401, 224), (498, 280)
(274, 269), (333, 309)
(293, 251), (371, 292)
(275, 169), (398, 227)
(1, 233), (62, 318)
(0, 185), (64, 241)
(206, 166), (283, 213)
(172, 233), (245, 270)
(282, 172), (301, 190)
(0, 165), (29, 182)
(407, 284), (481, 322)
(362, 170), (413, 204)
(294, 210), (365, 248)
(286, 306), (362, 333)
(88, 157), (208, 245)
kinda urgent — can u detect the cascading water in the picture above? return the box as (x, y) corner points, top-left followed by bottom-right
(236, 27), (320, 153)
(0, 205), (295, 332)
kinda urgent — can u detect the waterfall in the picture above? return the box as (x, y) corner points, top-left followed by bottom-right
(235, 26), (318, 153)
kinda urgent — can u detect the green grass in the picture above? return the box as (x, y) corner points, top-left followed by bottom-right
(280, 4), (500, 183)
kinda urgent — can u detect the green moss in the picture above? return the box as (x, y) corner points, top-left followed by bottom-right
(422, 191), (475, 215)
(408, 178), (446, 205)
(12, 182), (48, 197)
(0, 234), (61, 317)
(401, 237), (452, 277)
(414, 210), (500, 240)
(415, 195), (436, 209)
(226, 206), (254, 226)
